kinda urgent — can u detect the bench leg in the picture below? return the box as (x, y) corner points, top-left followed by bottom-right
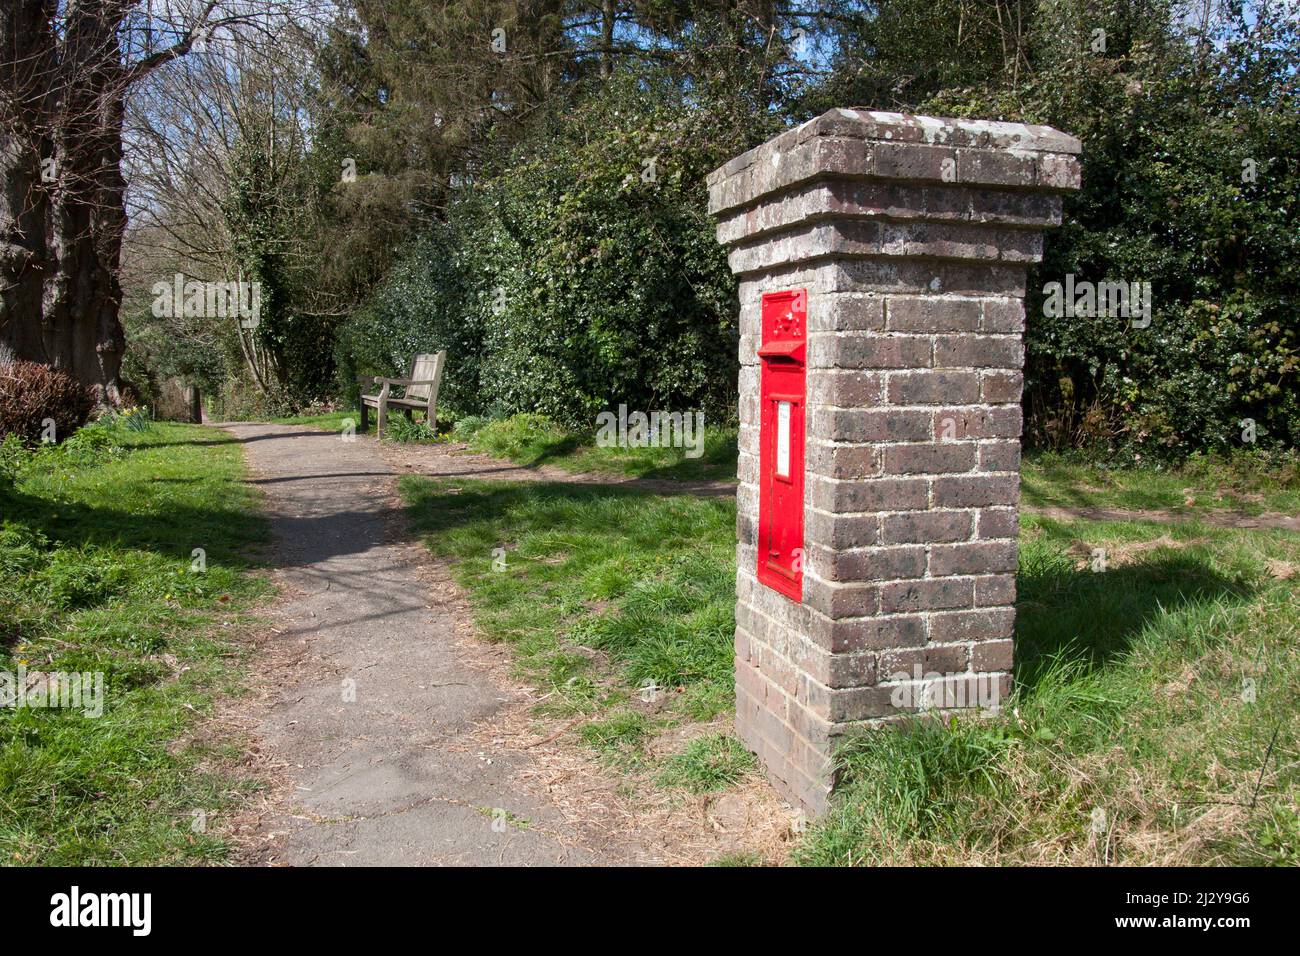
(377, 398), (388, 438)
(359, 402), (369, 434)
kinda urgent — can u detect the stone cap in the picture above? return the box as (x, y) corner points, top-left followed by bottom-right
(708, 109), (1082, 217)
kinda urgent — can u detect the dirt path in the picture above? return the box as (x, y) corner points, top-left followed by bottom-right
(221, 422), (651, 865)
(221, 422), (791, 866)
(1023, 504), (1300, 532)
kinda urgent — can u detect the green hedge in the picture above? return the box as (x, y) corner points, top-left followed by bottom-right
(335, 78), (758, 428)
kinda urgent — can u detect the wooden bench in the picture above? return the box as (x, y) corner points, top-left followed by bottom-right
(358, 351), (446, 438)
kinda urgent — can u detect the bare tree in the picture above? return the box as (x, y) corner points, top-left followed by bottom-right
(0, 0), (322, 403)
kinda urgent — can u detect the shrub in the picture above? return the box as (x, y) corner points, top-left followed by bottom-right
(49, 419), (127, 468)
(0, 433), (31, 485)
(213, 370), (294, 421)
(333, 226), (479, 415)
(335, 73), (763, 429)
(450, 415), (489, 442)
(0, 361), (96, 447)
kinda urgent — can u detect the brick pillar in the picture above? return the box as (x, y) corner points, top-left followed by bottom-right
(709, 109), (1081, 813)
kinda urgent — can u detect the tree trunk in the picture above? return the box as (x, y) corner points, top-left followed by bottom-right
(600, 0), (615, 79)
(3, 1), (224, 403)
(43, 6), (126, 404)
(0, 0), (54, 367)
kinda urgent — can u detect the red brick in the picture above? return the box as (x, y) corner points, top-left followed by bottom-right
(972, 640), (1014, 672)
(815, 476), (930, 512)
(981, 299), (1025, 332)
(932, 474), (1019, 507)
(879, 643), (969, 678)
(828, 545), (927, 582)
(815, 407), (931, 442)
(817, 335), (932, 369)
(930, 541), (1019, 576)
(809, 442), (881, 479)
(928, 607), (1016, 642)
(887, 370), (981, 405)
(883, 443), (976, 475)
(886, 296), (982, 332)
(975, 575), (1016, 607)
(880, 578), (974, 613)
(977, 439), (1022, 471)
(826, 615), (927, 653)
(976, 508), (1019, 540)
(828, 685), (899, 721)
(981, 370), (1023, 403)
(932, 407), (1022, 440)
(881, 510), (973, 544)
(935, 334), (1023, 369)
(807, 511), (879, 548)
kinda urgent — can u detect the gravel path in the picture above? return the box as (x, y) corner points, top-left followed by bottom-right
(220, 422), (640, 866)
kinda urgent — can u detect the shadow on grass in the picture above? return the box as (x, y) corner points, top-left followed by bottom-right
(635, 431), (739, 484)
(0, 479), (273, 569)
(402, 473), (657, 539)
(1013, 549), (1254, 693)
(134, 425), (360, 451)
(501, 432), (584, 469)
(405, 476), (1258, 693)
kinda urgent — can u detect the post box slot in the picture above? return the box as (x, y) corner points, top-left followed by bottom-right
(775, 401), (791, 479)
(756, 340), (806, 362)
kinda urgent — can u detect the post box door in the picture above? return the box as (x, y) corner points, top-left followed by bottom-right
(756, 289), (807, 601)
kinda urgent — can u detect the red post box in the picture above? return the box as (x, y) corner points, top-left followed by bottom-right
(756, 289), (807, 601)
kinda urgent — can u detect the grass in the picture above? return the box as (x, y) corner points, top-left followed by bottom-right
(1021, 448), (1300, 516)
(457, 413), (739, 482)
(404, 409), (1300, 510)
(269, 405), (738, 475)
(266, 409), (375, 436)
(401, 474), (745, 785)
(402, 460), (1300, 866)
(266, 402), (1300, 516)
(0, 419), (270, 864)
(657, 733), (758, 793)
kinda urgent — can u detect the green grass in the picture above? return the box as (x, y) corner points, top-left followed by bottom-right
(1022, 449), (1300, 515)
(460, 413), (738, 482)
(403, 458), (1299, 865)
(267, 410), (370, 433)
(657, 733), (757, 793)
(401, 474), (739, 783)
(273, 409), (1300, 512)
(0, 420), (270, 864)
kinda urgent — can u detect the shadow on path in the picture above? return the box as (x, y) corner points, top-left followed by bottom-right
(222, 421), (640, 866)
